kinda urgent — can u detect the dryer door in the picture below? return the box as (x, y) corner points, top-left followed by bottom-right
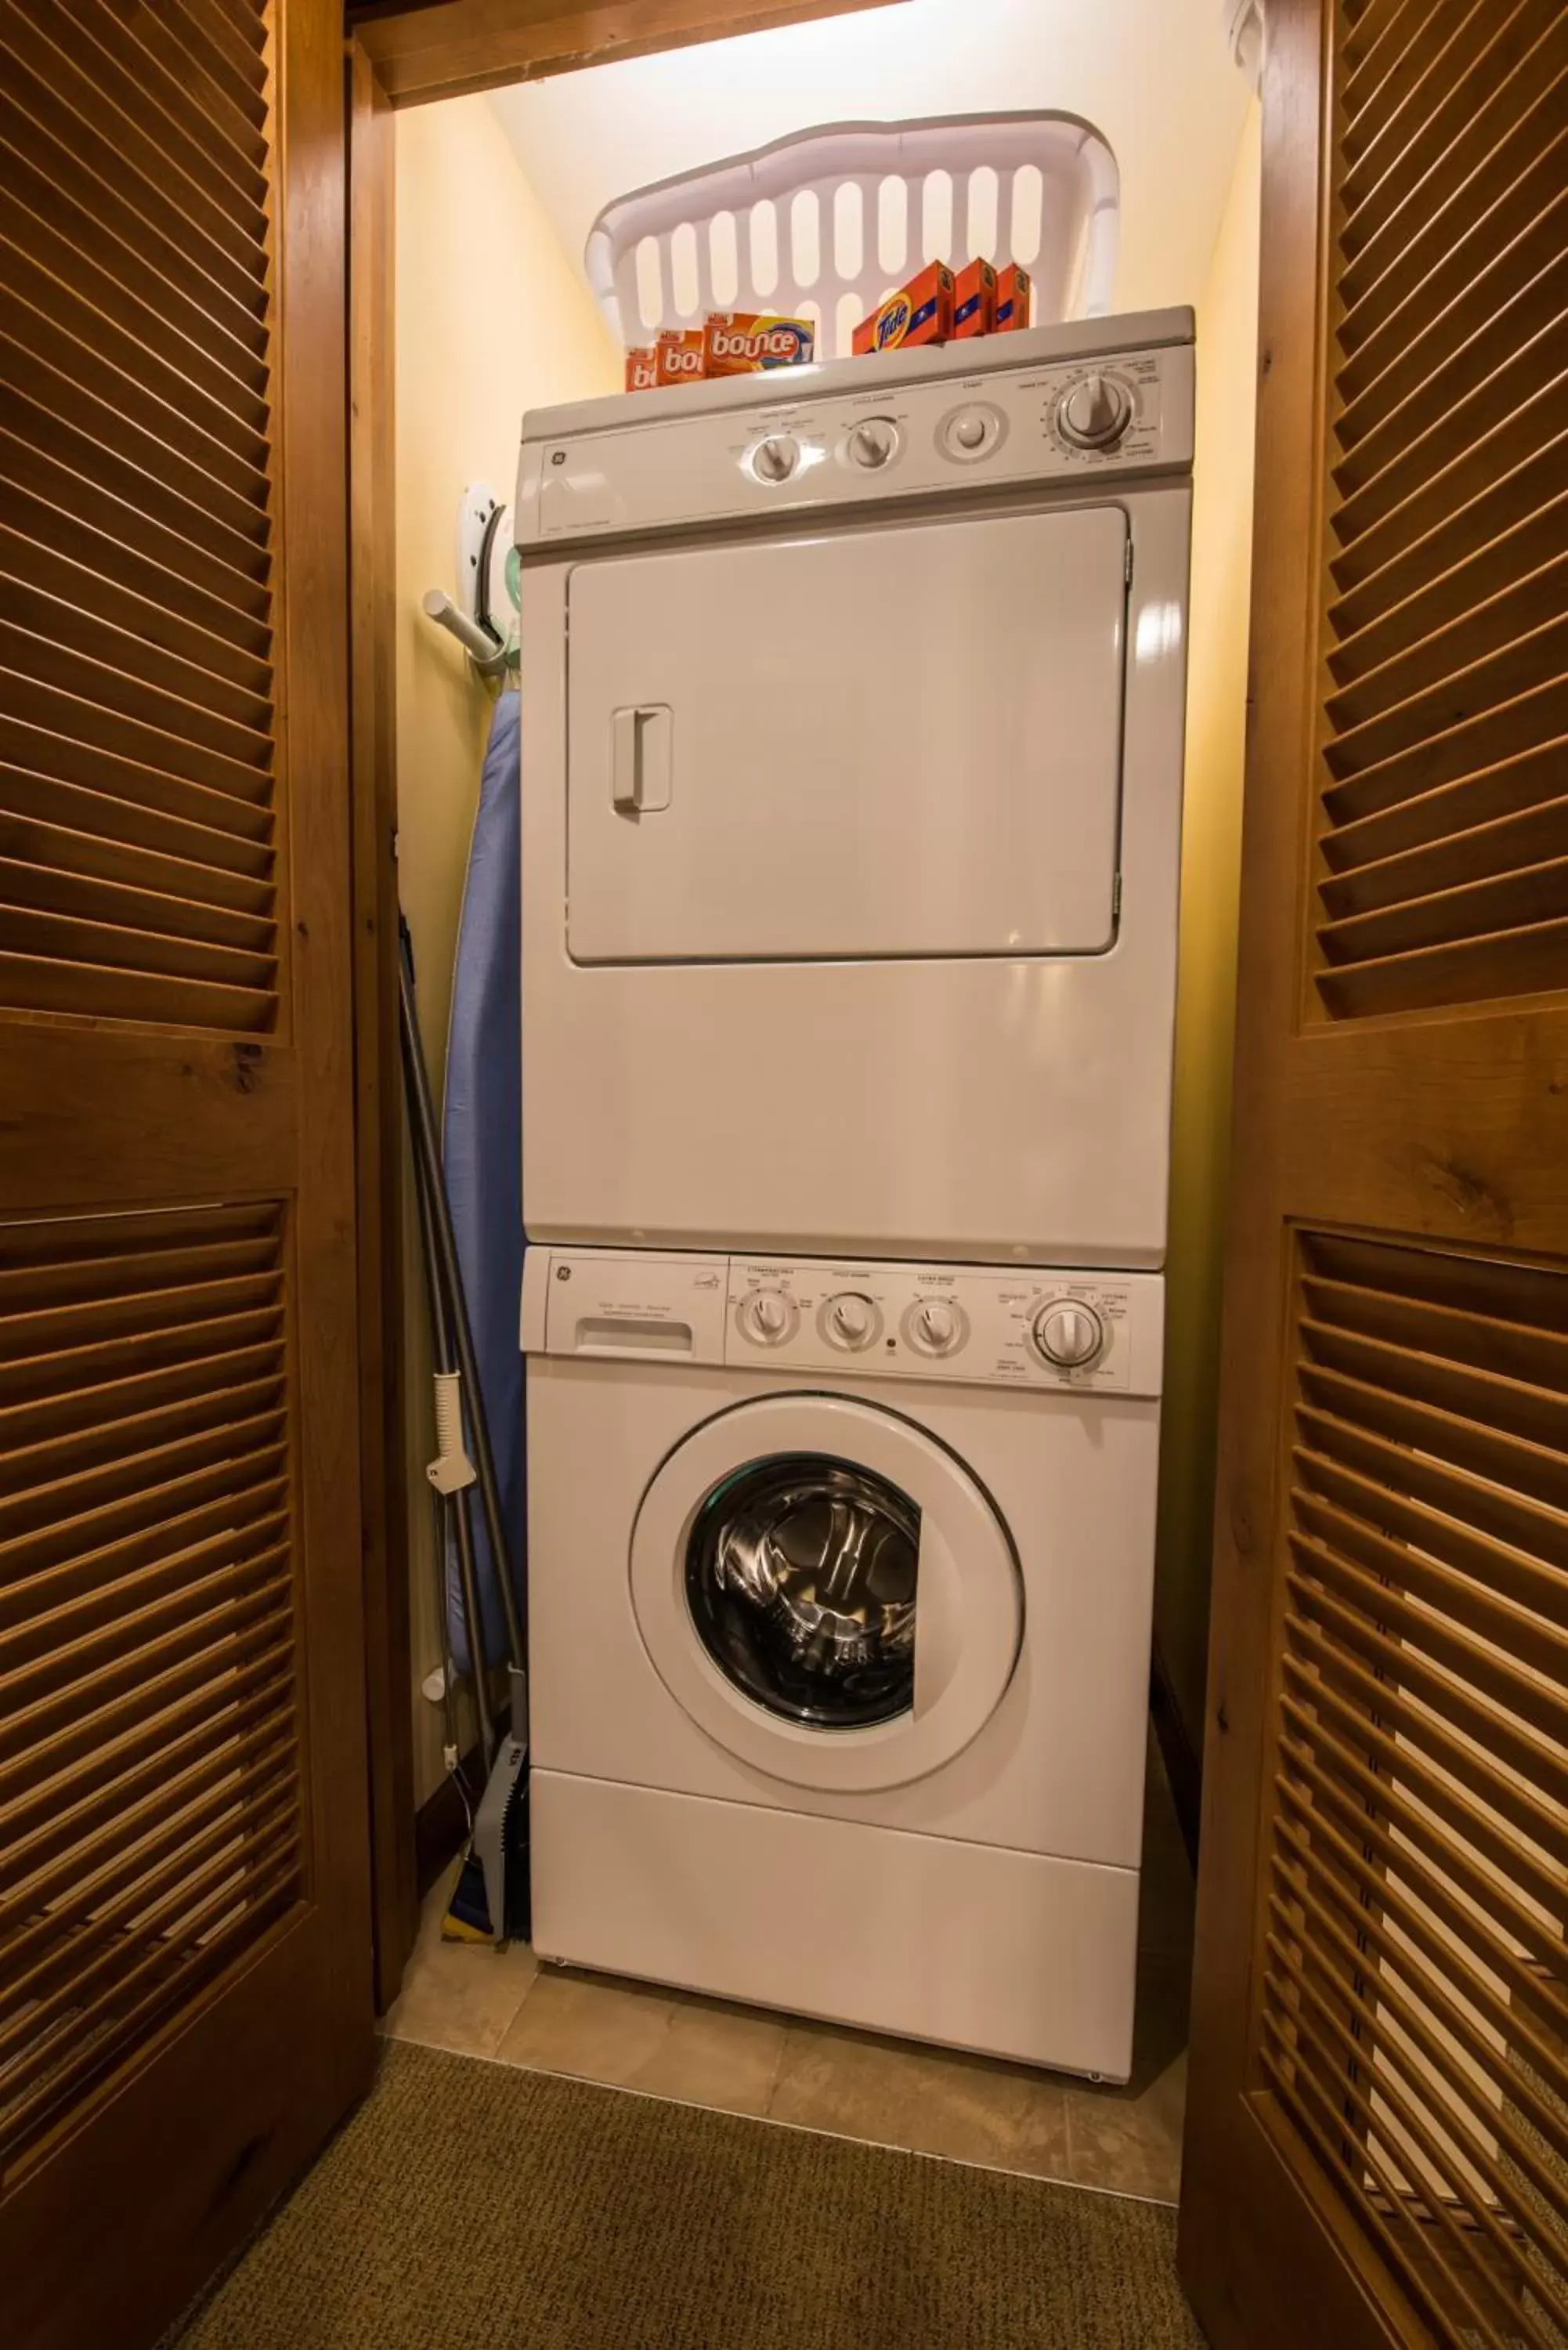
(630, 1393), (1022, 1792)
(566, 504), (1129, 965)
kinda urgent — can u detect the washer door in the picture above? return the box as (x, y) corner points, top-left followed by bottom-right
(630, 1394), (1022, 1792)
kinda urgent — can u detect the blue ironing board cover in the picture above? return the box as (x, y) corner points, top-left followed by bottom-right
(441, 687), (523, 1673)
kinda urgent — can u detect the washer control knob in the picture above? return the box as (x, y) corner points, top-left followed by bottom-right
(826, 1291), (878, 1350)
(1058, 374), (1132, 450)
(1031, 1300), (1106, 1370)
(751, 434), (800, 483)
(847, 418), (898, 469)
(915, 1301), (961, 1354)
(739, 1288), (796, 1345)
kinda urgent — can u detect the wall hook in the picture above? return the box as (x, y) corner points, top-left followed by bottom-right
(422, 480), (518, 682)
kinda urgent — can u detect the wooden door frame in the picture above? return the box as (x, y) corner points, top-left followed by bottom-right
(345, 0), (908, 2011)
(347, 0), (903, 107)
(347, 36), (414, 2013)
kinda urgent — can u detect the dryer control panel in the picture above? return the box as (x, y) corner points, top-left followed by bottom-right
(517, 313), (1194, 550)
(523, 1249), (1165, 1399)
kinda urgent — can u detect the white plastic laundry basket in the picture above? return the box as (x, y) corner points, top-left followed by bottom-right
(586, 113), (1120, 360)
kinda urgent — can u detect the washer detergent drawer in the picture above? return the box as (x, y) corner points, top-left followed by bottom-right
(565, 505), (1128, 966)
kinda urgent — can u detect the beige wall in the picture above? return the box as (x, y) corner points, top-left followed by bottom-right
(396, 96), (620, 1803)
(1152, 101), (1262, 1762)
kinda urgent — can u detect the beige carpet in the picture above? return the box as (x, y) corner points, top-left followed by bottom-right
(174, 2038), (1205, 2349)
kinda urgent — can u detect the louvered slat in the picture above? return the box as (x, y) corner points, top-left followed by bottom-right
(0, 60), (268, 354)
(4, 392), (270, 587)
(1339, 3), (1550, 251)
(0, 857), (276, 960)
(2, 513), (273, 695)
(0, 5), (270, 292)
(2, 1755), (298, 2007)
(0, 1337), (284, 1455)
(0, 1202), (302, 2167)
(1317, 792), (1568, 919)
(1341, 11), (1567, 309)
(0, 811), (274, 920)
(1255, 1230), (1568, 2348)
(1259, 1971), (1565, 2350)
(3, 231), (271, 491)
(1269, 1852), (1568, 2205)
(0, 1690), (293, 1904)
(47, 0), (270, 190)
(166, 0), (272, 130)
(1, 1455), (287, 1601)
(0, 726), (273, 848)
(1341, 38), (1568, 341)
(2, 157), (271, 440)
(0, 1645), (294, 1862)
(0, 0), (280, 1035)
(0, 1227), (277, 1305)
(1313, 0), (1568, 1016)
(5, 662), (273, 804)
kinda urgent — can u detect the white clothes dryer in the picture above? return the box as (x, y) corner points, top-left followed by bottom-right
(515, 311), (1194, 1270)
(521, 1245), (1165, 2081)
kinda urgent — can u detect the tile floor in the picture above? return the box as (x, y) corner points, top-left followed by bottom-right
(381, 1732), (1196, 2204)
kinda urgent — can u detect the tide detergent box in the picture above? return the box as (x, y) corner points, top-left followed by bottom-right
(703, 312), (815, 374)
(952, 258), (996, 340)
(853, 262), (954, 356)
(654, 328), (706, 386)
(625, 346), (659, 392)
(995, 262), (1032, 332)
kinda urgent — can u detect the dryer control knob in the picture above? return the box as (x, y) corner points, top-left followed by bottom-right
(739, 1288), (797, 1345)
(941, 404), (1003, 461)
(1058, 374), (1132, 450)
(826, 1292), (878, 1349)
(847, 418), (898, 470)
(750, 434), (800, 483)
(1031, 1300), (1106, 1370)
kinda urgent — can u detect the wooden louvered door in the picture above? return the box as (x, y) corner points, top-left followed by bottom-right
(1180, 2), (1568, 2348)
(0, 4), (374, 2346)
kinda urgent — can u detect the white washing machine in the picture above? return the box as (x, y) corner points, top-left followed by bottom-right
(521, 1244), (1165, 2081)
(515, 309), (1193, 1270)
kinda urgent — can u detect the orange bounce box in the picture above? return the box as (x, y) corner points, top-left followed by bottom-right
(994, 263), (1032, 332)
(625, 346), (659, 392)
(952, 258), (996, 340)
(703, 313), (815, 374)
(853, 262), (955, 356)
(654, 328), (706, 386)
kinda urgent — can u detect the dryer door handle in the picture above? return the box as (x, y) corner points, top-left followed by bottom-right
(611, 703), (672, 813)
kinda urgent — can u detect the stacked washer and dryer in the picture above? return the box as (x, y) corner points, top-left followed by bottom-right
(514, 308), (1193, 2081)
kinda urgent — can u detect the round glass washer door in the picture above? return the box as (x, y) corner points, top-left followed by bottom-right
(630, 1394), (1023, 1794)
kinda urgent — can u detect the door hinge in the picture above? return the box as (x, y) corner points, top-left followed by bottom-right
(1113, 873), (1123, 924)
(1124, 538), (1134, 588)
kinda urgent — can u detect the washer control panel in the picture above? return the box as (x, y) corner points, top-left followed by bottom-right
(517, 320), (1192, 548)
(728, 1260), (1157, 1393)
(524, 1250), (1163, 1395)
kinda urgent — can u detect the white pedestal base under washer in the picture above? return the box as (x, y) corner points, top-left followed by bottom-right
(521, 1246), (1165, 2081)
